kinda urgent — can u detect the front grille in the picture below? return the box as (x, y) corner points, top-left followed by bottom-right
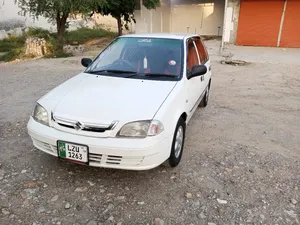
(52, 115), (118, 133)
(57, 123), (106, 133)
(89, 153), (144, 166)
(89, 153), (103, 163)
(107, 155), (122, 164)
(81, 127), (107, 133)
(57, 123), (74, 129)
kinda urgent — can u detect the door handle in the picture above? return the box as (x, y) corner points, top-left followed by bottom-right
(200, 76), (204, 82)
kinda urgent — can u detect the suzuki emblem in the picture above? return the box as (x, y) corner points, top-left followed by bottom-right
(74, 122), (84, 130)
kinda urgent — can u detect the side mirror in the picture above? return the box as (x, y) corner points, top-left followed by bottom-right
(81, 58), (92, 67)
(187, 65), (207, 80)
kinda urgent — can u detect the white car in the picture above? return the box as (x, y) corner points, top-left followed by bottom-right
(27, 33), (212, 170)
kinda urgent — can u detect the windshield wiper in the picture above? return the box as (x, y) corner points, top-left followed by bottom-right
(87, 69), (137, 74)
(126, 73), (178, 78)
(142, 73), (178, 78)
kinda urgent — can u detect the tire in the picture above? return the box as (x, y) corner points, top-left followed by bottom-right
(167, 117), (186, 167)
(199, 83), (210, 107)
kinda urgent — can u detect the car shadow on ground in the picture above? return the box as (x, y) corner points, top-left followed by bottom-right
(34, 148), (174, 185)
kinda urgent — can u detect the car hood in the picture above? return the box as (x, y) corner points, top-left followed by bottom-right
(41, 73), (177, 124)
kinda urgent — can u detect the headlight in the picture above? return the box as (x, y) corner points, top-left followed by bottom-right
(117, 120), (164, 138)
(32, 103), (49, 126)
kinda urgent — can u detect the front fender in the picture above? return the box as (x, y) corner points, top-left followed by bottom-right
(153, 82), (187, 140)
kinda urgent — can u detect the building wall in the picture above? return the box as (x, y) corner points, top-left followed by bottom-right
(170, 0), (225, 35)
(134, 0), (171, 33)
(69, 14), (128, 33)
(134, 5), (150, 33)
(162, 1), (171, 32)
(134, 0), (225, 36)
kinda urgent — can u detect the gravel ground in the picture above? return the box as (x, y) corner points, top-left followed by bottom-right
(0, 41), (300, 225)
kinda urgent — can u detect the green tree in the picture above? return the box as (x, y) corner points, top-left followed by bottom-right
(13, 0), (105, 49)
(94, 0), (160, 36)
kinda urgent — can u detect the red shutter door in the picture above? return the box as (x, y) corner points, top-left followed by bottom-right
(280, 0), (300, 47)
(236, 0), (284, 47)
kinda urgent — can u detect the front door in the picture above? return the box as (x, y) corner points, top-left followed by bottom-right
(186, 38), (203, 115)
(194, 37), (211, 91)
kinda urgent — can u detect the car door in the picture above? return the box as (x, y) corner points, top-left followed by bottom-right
(194, 37), (211, 90)
(186, 38), (203, 114)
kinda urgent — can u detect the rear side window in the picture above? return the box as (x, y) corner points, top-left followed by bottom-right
(194, 37), (209, 64)
(187, 39), (200, 72)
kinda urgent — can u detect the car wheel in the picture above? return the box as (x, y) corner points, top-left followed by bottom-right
(168, 117), (186, 167)
(199, 84), (210, 107)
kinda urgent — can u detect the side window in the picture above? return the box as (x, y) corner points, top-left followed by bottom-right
(194, 37), (208, 64)
(187, 39), (200, 72)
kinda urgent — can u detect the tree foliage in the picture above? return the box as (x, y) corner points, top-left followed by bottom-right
(14, 0), (94, 20)
(143, 0), (161, 9)
(13, 0), (106, 49)
(95, 0), (160, 35)
(6, 0), (160, 50)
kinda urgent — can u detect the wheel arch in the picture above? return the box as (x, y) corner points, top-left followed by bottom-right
(180, 112), (187, 122)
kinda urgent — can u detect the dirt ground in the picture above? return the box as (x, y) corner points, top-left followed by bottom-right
(0, 40), (300, 225)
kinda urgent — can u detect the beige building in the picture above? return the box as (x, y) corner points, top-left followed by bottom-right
(134, 0), (300, 48)
(134, 0), (225, 36)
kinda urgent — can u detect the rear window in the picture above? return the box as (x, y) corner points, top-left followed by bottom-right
(194, 37), (209, 64)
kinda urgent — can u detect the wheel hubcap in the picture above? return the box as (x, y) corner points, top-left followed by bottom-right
(174, 126), (184, 158)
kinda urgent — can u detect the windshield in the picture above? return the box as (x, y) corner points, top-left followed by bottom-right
(86, 37), (183, 79)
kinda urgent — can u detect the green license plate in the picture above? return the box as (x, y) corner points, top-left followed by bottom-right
(57, 141), (88, 164)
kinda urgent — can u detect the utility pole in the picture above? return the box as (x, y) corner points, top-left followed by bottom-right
(220, 0), (228, 54)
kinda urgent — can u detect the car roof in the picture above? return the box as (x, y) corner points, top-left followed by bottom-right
(121, 33), (200, 40)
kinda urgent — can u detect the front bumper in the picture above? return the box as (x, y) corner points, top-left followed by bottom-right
(27, 117), (172, 170)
